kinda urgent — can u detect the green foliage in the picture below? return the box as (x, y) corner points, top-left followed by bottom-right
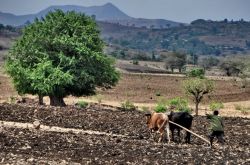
(132, 59), (139, 65)
(5, 10), (119, 106)
(121, 100), (136, 111)
(94, 94), (103, 104)
(165, 52), (186, 73)
(154, 97), (167, 113)
(155, 103), (167, 113)
(199, 56), (220, 70)
(187, 68), (205, 78)
(155, 91), (161, 96)
(167, 97), (191, 113)
(183, 78), (214, 115)
(234, 104), (250, 115)
(9, 96), (16, 104)
(220, 59), (245, 77)
(209, 102), (224, 111)
(141, 106), (149, 112)
(77, 100), (88, 109)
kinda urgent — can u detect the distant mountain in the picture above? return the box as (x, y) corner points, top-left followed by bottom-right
(0, 3), (181, 28)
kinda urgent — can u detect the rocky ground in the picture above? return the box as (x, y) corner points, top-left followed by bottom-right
(0, 103), (249, 164)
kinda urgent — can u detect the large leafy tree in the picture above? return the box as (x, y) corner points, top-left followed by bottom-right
(6, 10), (119, 106)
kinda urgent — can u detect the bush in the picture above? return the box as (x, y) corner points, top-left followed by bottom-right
(154, 97), (167, 112)
(132, 60), (139, 65)
(141, 106), (149, 112)
(155, 91), (161, 96)
(234, 104), (250, 115)
(94, 94), (103, 104)
(187, 68), (205, 78)
(121, 100), (136, 111)
(76, 100), (88, 109)
(155, 103), (167, 113)
(167, 97), (187, 110)
(209, 102), (224, 111)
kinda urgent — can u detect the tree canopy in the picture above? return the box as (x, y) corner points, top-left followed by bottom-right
(5, 10), (119, 106)
(183, 78), (214, 115)
(165, 52), (186, 73)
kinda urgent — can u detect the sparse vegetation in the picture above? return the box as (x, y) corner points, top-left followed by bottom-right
(76, 100), (88, 109)
(154, 97), (167, 112)
(234, 104), (250, 115)
(121, 100), (136, 111)
(209, 102), (224, 111)
(167, 97), (191, 113)
(186, 68), (205, 78)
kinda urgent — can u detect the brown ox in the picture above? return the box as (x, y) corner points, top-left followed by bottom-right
(145, 112), (170, 143)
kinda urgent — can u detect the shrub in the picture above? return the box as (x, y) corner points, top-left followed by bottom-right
(187, 68), (205, 78)
(167, 97), (187, 110)
(155, 103), (167, 113)
(141, 106), (149, 112)
(132, 60), (139, 65)
(94, 94), (103, 104)
(76, 100), (88, 109)
(234, 104), (250, 115)
(121, 100), (136, 111)
(209, 102), (224, 111)
(154, 97), (167, 112)
(234, 104), (242, 111)
(155, 91), (161, 96)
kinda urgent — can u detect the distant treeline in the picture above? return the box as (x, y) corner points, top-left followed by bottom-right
(104, 19), (250, 57)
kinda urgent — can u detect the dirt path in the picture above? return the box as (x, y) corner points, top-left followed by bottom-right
(0, 120), (129, 138)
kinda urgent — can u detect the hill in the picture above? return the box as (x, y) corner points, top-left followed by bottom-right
(0, 3), (181, 28)
(100, 19), (250, 57)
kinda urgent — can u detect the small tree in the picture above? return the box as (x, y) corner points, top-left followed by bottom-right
(220, 59), (245, 76)
(186, 68), (205, 79)
(5, 10), (119, 106)
(183, 78), (214, 115)
(165, 52), (186, 73)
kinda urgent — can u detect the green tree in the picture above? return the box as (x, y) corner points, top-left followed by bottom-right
(5, 10), (119, 106)
(220, 59), (245, 76)
(183, 78), (214, 116)
(199, 56), (220, 70)
(165, 52), (186, 73)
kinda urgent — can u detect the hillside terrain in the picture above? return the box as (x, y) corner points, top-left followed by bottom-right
(1, 3), (250, 57)
(100, 20), (250, 57)
(0, 3), (180, 28)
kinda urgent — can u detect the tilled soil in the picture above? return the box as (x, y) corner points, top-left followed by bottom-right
(0, 103), (250, 164)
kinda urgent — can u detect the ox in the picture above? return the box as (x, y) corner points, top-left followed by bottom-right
(145, 112), (170, 143)
(168, 111), (193, 143)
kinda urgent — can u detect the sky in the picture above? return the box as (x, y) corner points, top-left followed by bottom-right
(0, 0), (249, 23)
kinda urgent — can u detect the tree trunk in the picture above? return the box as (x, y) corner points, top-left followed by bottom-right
(171, 67), (174, 73)
(195, 102), (199, 116)
(49, 95), (66, 106)
(38, 94), (43, 105)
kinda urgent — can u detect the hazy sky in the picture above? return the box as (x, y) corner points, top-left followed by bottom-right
(0, 0), (249, 23)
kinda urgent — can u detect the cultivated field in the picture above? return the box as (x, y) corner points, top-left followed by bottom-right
(0, 103), (249, 164)
(0, 59), (250, 164)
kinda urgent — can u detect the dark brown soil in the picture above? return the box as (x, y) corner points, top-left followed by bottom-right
(0, 103), (249, 164)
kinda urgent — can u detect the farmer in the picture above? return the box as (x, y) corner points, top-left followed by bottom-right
(206, 110), (225, 146)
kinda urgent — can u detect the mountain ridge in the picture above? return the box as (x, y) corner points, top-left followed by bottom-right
(0, 3), (181, 28)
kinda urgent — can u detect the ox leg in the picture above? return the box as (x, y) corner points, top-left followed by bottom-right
(171, 129), (175, 142)
(166, 123), (170, 143)
(185, 131), (191, 144)
(158, 131), (164, 143)
(177, 129), (181, 143)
